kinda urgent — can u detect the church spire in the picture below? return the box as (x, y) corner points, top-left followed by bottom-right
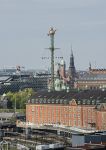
(69, 45), (75, 68)
(68, 45), (76, 88)
(71, 45), (73, 56)
(89, 62), (91, 71)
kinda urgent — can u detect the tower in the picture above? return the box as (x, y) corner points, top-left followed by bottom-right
(60, 59), (66, 79)
(47, 27), (56, 91)
(68, 46), (76, 87)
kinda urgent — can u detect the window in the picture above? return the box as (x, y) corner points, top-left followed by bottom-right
(87, 100), (90, 105)
(60, 99), (63, 104)
(56, 99), (59, 104)
(48, 99), (50, 103)
(32, 99), (35, 103)
(78, 121), (80, 125)
(74, 114), (76, 117)
(78, 114), (80, 117)
(36, 99), (38, 103)
(44, 99), (46, 103)
(83, 99), (86, 105)
(39, 99), (42, 104)
(32, 106), (35, 112)
(64, 100), (67, 104)
(74, 120), (76, 126)
(52, 99), (55, 103)
(78, 101), (81, 104)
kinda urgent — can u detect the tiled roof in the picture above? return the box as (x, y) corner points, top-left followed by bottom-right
(78, 73), (106, 81)
(27, 89), (106, 105)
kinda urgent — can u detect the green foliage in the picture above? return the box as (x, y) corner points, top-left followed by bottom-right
(6, 88), (35, 109)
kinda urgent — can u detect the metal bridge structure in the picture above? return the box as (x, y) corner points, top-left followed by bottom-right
(17, 121), (96, 136)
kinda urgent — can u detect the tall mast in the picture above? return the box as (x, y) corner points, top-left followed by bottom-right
(48, 27), (56, 91)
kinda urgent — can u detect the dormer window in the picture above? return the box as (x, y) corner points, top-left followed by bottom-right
(48, 99), (50, 103)
(60, 99), (63, 104)
(32, 99), (35, 103)
(69, 99), (77, 106)
(52, 99), (55, 104)
(56, 99), (59, 104)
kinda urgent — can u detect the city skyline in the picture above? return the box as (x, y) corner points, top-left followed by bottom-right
(0, 0), (106, 70)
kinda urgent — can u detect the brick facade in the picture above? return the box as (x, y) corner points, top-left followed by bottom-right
(26, 90), (106, 130)
(26, 101), (106, 130)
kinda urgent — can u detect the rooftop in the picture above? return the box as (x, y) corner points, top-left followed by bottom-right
(27, 89), (106, 105)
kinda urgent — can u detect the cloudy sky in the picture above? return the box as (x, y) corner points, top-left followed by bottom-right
(0, 0), (106, 70)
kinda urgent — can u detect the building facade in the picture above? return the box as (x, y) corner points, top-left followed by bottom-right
(75, 67), (106, 90)
(96, 103), (106, 130)
(26, 90), (106, 130)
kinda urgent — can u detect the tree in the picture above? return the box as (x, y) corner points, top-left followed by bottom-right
(6, 88), (35, 109)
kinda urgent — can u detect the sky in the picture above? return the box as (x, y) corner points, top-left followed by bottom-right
(0, 0), (106, 70)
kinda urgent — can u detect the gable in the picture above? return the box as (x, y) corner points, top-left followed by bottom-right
(69, 99), (77, 106)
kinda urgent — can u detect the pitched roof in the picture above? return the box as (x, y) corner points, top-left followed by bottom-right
(78, 73), (106, 81)
(27, 89), (106, 105)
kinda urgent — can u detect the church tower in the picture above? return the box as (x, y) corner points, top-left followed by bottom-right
(68, 46), (76, 87)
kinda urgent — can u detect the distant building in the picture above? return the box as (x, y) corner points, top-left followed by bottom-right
(0, 93), (12, 109)
(26, 89), (106, 130)
(0, 112), (14, 123)
(72, 132), (106, 148)
(75, 65), (106, 90)
(0, 70), (50, 94)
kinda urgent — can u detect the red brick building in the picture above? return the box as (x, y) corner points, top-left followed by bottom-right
(96, 103), (106, 130)
(26, 90), (106, 130)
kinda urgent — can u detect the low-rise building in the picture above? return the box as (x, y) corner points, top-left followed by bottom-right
(72, 131), (106, 148)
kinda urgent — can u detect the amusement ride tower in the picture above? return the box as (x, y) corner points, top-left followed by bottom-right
(47, 27), (58, 91)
